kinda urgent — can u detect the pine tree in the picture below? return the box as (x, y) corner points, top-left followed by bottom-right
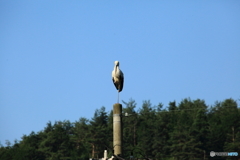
(88, 106), (108, 158)
(122, 99), (138, 157)
(137, 100), (156, 159)
(152, 104), (170, 159)
(72, 117), (90, 159)
(39, 121), (74, 159)
(190, 108), (209, 159)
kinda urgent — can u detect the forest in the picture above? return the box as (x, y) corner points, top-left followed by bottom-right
(0, 98), (239, 160)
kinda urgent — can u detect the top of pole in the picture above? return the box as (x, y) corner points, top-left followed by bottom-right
(113, 103), (122, 114)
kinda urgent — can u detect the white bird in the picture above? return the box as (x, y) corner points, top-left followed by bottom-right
(112, 61), (124, 103)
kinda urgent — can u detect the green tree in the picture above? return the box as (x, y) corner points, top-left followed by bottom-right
(169, 99), (208, 160)
(222, 99), (240, 160)
(39, 121), (75, 160)
(170, 109), (193, 160)
(152, 103), (170, 159)
(208, 99), (239, 156)
(122, 99), (138, 157)
(1, 98), (239, 160)
(136, 100), (156, 159)
(72, 117), (90, 159)
(88, 106), (108, 158)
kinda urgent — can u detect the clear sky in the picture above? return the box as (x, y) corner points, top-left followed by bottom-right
(1, 1), (240, 146)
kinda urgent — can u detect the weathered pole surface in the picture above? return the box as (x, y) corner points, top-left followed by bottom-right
(113, 103), (122, 157)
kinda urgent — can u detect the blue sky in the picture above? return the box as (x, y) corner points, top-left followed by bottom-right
(0, 1), (240, 146)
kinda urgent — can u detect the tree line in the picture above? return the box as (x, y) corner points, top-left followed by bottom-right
(0, 98), (239, 160)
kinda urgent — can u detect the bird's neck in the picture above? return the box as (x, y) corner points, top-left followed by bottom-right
(114, 65), (119, 73)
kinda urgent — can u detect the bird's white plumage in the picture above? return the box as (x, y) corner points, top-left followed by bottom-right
(112, 61), (124, 92)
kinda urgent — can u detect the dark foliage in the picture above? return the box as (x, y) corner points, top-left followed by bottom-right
(0, 98), (239, 160)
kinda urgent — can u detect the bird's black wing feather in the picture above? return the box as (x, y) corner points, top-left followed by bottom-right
(112, 77), (118, 90)
(119, 74), (124, 92)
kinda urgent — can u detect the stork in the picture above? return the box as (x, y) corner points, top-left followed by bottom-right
(112, 61), (124, 103)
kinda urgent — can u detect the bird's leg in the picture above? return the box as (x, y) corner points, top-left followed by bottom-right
(117, 91), (119, 104)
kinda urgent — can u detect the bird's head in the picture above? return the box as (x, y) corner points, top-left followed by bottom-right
(114, 61), (119, 66)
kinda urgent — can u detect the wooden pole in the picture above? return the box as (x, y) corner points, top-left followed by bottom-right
(113, 103), (122, 157)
